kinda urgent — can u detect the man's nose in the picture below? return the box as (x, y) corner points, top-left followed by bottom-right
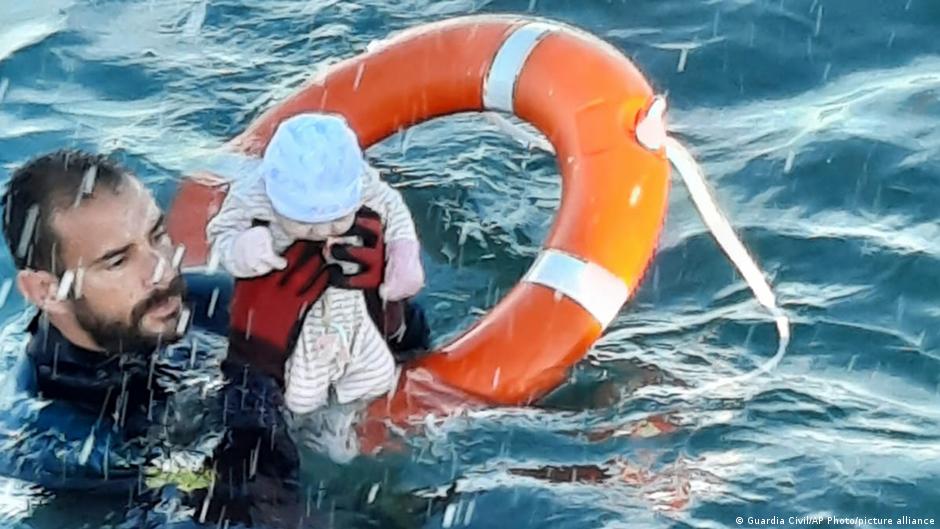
(147, 247), (174, 287)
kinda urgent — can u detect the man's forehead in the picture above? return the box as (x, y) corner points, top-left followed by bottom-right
(52, 179), (159, 266)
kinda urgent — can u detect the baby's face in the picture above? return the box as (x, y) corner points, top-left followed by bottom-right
(277, 211), (357, 241)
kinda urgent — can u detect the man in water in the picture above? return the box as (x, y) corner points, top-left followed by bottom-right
(0, 150), (432, 528)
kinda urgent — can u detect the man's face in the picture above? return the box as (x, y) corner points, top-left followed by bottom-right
(53, 177), (185, 352)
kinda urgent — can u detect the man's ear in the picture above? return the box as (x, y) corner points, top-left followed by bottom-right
(16, 269), (69, 315)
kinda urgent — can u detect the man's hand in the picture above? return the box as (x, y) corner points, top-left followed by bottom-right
(228, 240), (332, 383)
(327, 207), (385, 290)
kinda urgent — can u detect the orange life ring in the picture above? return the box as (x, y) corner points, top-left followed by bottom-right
(168, 15), (669, 428)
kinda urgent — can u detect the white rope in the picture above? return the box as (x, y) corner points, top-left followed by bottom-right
(664, 137), (791, 395)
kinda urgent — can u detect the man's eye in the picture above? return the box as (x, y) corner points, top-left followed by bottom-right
(107, 256), (126, 269)
(153, 228), (170, 243)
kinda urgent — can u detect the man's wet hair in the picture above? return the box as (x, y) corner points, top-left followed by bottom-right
(2, 150), (128, 273)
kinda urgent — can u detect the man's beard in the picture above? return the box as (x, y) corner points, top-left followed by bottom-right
(73, 275), (187, 354)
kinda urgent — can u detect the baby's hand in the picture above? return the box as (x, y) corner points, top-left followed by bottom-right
(230, 226), (288, 277)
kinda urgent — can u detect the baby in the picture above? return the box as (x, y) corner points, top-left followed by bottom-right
(206, 113), (424, 459)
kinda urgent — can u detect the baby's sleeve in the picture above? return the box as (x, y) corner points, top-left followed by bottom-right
(359, 166), (418, 243)
(205, 176), (268, 273)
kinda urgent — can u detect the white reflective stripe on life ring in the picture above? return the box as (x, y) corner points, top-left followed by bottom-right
(523, 249), (630, 328)
(483, 21), (555, 113)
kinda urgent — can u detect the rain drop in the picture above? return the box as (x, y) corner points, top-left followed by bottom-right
(16, 205), (39, 260)
(147, 352), (157, 390)
(189, 340), (198, 369)
(366, 483), (380, 504)
(784, 150), (796, 173)
(463, 497), (475, 525)
(55, 270), (75, 301)
(176, 307), (192, 336)
(249, 437), (261, 477)
(814, 6), (823, 37)
(0, 279), (13, 308)
(172, 245), (186, 270)
(207, 288), (220, 318)
(206, 250), (221, 274)
(629, 185), (642, 207)
(151, 255), (167, 285)
(74, 267), (86, 299)
(197, 481), (214, 523)
(353, 63), (366, 91)
(847, 354), (858, 372)
(79, 164), (98, 202)
(677, 48), (689, 73)
(400, 127), (413, 156)
(183, 0), (207, 37)
(118, 379), (130, 428)
(52, 344), (60, 378)
(443, 503), (457, 528)
(315, 481), (325, 510)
